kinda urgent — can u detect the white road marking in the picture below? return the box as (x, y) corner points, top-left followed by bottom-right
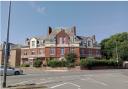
(68, 82), (81, 87)
(50, 82), (81, 88)
(81, 77), (108, 86)
(50, 82), (67, 88)
(81, 78), (90, 81)
(36, 80), (53, 84)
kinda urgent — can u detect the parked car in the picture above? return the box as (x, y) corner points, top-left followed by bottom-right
(0, 65), (23, 75)
(123, 61), (128, 69)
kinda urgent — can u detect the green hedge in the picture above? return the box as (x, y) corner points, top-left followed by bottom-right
(47, 60), (67, 67)
(21, 64), (30, 67)
(80, 59), (118, 69)
(33, 58), (42, 67)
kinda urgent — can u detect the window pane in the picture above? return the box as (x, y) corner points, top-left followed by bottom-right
(88, 41), (91, 47)
(32, 41), (35, 47)
(50, 48), (55, 55)
(60, 37), (62, 44)
(64, 37), (66, 44)
(61, 48), (64, 55)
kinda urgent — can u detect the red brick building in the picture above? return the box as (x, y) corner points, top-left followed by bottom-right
(21, 26), (101, 66)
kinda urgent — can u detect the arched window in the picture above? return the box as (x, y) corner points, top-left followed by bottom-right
(64, 37), (66, 44)
(59, 37), (62, 44)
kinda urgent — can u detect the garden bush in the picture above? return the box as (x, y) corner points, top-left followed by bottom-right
(65, 53), (77, 68)
(33, 58), (42, 67)
(47, 60), (67, 67)
(80, 58), (118, 69)
(66, 63), (75, 68)
(21, 64), (30, 67)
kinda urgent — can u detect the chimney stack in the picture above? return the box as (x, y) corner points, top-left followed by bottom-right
(48, 26), (52, 35)
(92, 35), (95, 40)
(71, 26), (76, 35)
(92, 35), (96, 43)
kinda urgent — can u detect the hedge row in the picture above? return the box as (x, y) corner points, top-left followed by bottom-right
(47, 60), (67, 67)
(80, 59), (118, 69)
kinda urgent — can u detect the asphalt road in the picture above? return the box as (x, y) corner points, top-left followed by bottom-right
(1, 69), (128, 89)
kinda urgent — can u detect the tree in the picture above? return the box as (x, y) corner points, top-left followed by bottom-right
(100, 32), (128, 61)
(118, 41), (128, 61)
(33, 58), (42, 67)
(65, 53), (77, 67)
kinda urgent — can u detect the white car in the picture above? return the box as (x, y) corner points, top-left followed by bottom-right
(0, 65), (23, 75)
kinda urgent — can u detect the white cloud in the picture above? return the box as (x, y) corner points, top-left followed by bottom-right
(29, 2), (46, 14)
(36, 7), (46, 14)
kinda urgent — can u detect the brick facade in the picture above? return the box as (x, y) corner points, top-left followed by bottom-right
(21, 26), (101, 67)
(0, 48), (21, 67)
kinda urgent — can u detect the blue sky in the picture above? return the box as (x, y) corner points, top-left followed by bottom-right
(1, 1), (128, 44)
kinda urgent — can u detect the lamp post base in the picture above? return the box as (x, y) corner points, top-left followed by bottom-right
(2, 82), (6, 88)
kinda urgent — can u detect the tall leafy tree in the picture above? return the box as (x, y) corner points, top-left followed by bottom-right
(100, 32), (128, 61)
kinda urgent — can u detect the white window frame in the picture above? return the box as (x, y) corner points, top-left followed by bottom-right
(61, 48), (64, 55)
(32, 41), (35, 47)
(88, 41), (91, 47)
(50, 48), (55, 55)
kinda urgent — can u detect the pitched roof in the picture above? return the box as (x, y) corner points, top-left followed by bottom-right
(28, 35), (47, 40)
(49, 27), (75, 38)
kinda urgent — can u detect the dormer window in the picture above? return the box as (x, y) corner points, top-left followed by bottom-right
(88, 41), (91, 47)
(32, 41), (35, 47)
(37, 40), (39, 44)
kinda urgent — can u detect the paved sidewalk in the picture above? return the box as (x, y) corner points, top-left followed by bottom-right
(21, 66), (81, 74)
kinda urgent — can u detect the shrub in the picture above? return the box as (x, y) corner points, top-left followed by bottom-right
(66, 63), (75, 68)
(21, 64), (30, 67)
(33, 58), (42, 67)
(47, 60), (67, 67)
(80, 58), (118, 69)
(61, 60), (67, 67)
(65, 53), (77, 68)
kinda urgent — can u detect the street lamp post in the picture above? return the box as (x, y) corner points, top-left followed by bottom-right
(115, 40), (119, 69)
(115, 40), (119, 63)
(2, 1), (11, 88)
